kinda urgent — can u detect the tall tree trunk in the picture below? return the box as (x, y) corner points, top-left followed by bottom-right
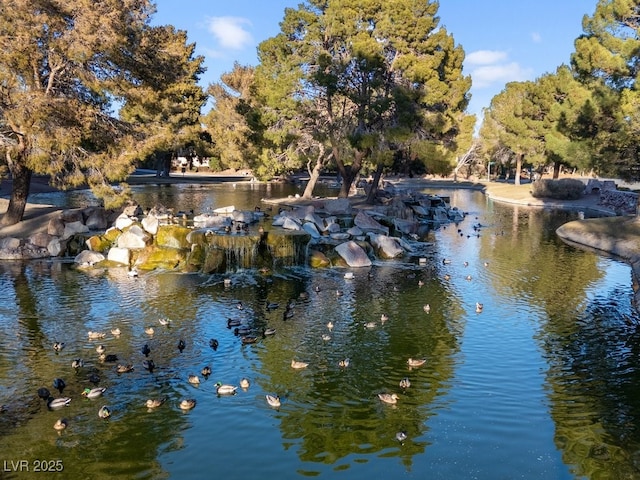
(336, 149), (365, 198)
(366, 163), (384, 204)
(552, 160), (561, 179)
(514, 153), (523, 186)
(1, 161), (32, 226)
(302, 155), (323, 199)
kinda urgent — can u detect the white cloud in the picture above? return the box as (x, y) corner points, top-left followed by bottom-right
(466, 50), (508, 66)
(470, 62), (533, 89)
(206, 16), (253, 50)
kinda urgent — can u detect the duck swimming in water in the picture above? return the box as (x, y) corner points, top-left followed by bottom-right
(98, 405), (111, 419)
(146, 397), (167, 409)
(378, 393), (399, 405)
(82, 387), (106, 399)
(407, 358), (426, 368)
(47, 397), (71, 410)
(399, 378), (411, 390)
(201, 366), (212, 377)
(215, 382), (238, 395)
(53, 418), (68, 431)
(180, 399), (196, 410)
(239, 378), (250, 389)
(265, 394), (281, 408)
(188, 375), (200, 385)
(291, 359), (309, 369)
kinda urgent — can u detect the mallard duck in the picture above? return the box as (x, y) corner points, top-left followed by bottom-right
(88, 331), (106, 339)
(396, 431), (408, 444)
(465, 275), (472, 281)
(266, 302), (279, 311)
(322, 334), (331, 341)
(111, 328), (121, 336)
(223, 278), (232, 287)
(54, 418), (68, 431)
(407, 358), (426, 368)
(38, 387), (51, 401)
(144, 327), (155, 336)
(82, 387), (106, 399)
(146, 397), (167, 409)
(180, 399), (196, 410)
(241, 335), (257, 345)
(423, 304), (431, 313)
(339, 358), (350, 368)
(201, 366), (212, 377)
(475, 302), (484, 313)
(53, 342), (65, 352)
(418, 280), (425, 287)
(399, 377), (411, 389)
(188, 375), (200, 385)
(378, 393), (399, 404)
(53, 378), (66, 393)
(72, 358), (84, 370)
(143, 359), (155, 373)
(239, 377), (250, 389)
(215, 382), (237, 395)
(442, 258), (451, 265)
(116, 364), (134, 373)
(265, 394), (281, 408)
(344, 272), (354, 279)
(101, 354), (118, 363)
(47, 397), (71, 409)
(326, 321), (334, 331)
(96, 345), (106, 355)
(127, 267), (138, 278)
(227, 318), (242, 328)
(87, 373), (101, 384)
(291, 359), (309, 369)
(443, 274), (451, 281)
(236, 302), (244, 310)
(262, 327), (276, 337)
(141, 344), (151, 357)
(177, 339), (186, 352)
(98, 405), (111, 419)
(158, 318), (171, 327)
(364, 322), (376, 329)
(381, 314), (389, 322)
(336, 289), (344, 297)
(234, 327), (251, 336)
(209, 338), (219, 350)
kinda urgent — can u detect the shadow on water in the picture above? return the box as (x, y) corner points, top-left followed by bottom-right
(0, 185), (639, 478)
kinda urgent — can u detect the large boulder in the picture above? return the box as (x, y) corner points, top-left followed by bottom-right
(117, 225), (151, 249)
(334, 241), (372, 267)
(367, 233), (404, 259)
(353, 211), (389, 235)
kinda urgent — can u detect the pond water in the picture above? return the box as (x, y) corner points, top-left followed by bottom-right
(1, 181), (639, 479)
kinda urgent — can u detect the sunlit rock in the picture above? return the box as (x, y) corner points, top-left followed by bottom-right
(135, 246), (188, 271)
(47, 216), (65, 236)
(117, 225), (151, 249)
(155, 225), (191, 249)
(282, 216), (302, 231)
(62, 221), (89, 240)
(193, 214), (231, 228)
(29, 232), (54, 248)
(354, 211), (389, 235)
(107, 246), (131, 266)
(302, 222), (321, 238)
(75, 250), (105, 266)
(141, 214), (159, 235)
(114, 213), (134, 230)
(309, 249), (331, 268)
(334, 240), (372, 267)
(86, 234), (112, 253)
(367, 233), (404, 259)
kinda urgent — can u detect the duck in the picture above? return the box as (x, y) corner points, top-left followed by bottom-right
(180, 399), (196, 410)
(143, 359), (155, 373)
(442, 258), (451, 265)
(236, 302), (244, 311)
(227, 318), (242, 328)
(262, 327), (276, 337)
(322, 334), (331, 341)
(111, 328), (121, 336)
(96, 345), (106, 355)
(443, 274), (451, 281)
(53, 342), (65, 352)
(53, 378), (66, 393)
(223, 277), (232, 287)
(177, 339), (186, 352)
(98, 405), (111, 419)
(146, 397), (167, 409)
(465, 275), (472, 281)
(188, 375), (200, 385)
(407, 358), (426, 368)
(241, 335), (258, 345)
(127, 267), (139, 278)
(234, 327), (252, 336)
(475, 302), (484, 313)
(82, 387), (106, 399)
(344, 272), (354, 280)
(399, 377), (411, 390)
(239, 377), (250, 389)
(201, 366), (212, 377)
(291, 359), (309, 369)
(378, 393), (399, 405)
(72, 358), (84, 370)
(266, 302), (279, 311)
(144, 327), (155, 336)
(336, 289), (344, 297)
(116, 364), (134, 373)
(209, 338), (219, 350)
(53, 418), (68, 431)
(101, 354), (118, 363)
(88, 331), (106, 339)
(380, 314), (389, 323)
(87, 373), (101, 384)
(141, 344), (151, 357)
(396, 431), (408, 444)
(418, 280), (425, 287)
(364, 322), (376, 329)
(37, 387), (51, 401)
(326, 321), (334, 331)
(215, 382), (238, 395)
(158, 318), (171, 327)
(265, 394), (281, 408)
(47, 397), (71, 409)
(339, 358), (350, 368)
(423, 304), (431, 313)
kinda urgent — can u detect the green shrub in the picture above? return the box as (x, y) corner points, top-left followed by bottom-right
(531, 178), (585, 200)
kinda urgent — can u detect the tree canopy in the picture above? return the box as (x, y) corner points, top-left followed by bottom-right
(0, 0), (206, 225)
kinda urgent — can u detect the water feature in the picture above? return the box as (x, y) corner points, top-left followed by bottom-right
(0, 182), (638, 479)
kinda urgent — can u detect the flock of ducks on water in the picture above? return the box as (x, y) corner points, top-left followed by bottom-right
(24, 256), (486, 447)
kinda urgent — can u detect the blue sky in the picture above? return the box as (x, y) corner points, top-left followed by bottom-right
(152, 0), (596, 121)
